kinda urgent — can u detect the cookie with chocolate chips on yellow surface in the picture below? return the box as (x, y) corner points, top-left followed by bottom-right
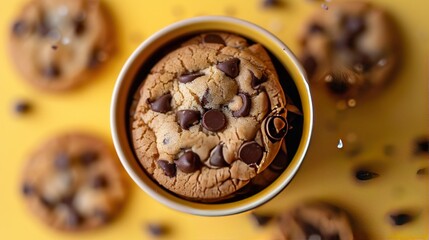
(131, 33), (293, 201)
(21, 133), (127, 231)
(9, 0), (114, 91)
(274, 202), (365, 240)
(299, 1), (401, 100)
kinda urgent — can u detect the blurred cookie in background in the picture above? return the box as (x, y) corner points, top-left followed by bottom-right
(273, 202), (366, 240)
(21, 132), (127, 231)
(9, 0), (115, 92)
(299, 1), (401, 100)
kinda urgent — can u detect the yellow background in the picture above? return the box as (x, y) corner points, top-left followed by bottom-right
(0, 0), (428, 239)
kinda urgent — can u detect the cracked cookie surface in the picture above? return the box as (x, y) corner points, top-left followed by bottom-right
(21, 133), (127, 231)
(9, 0), (114, 91)
(300, 1), (400, 99)
(131, 33), (290, 201)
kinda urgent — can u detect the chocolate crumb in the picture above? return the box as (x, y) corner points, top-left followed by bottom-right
(13, 99), (32, 115)
(146, 223), (168, 237)
(389, 213), (414, 226)
(355, 169), (379, 181)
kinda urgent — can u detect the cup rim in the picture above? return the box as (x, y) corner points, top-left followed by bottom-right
(111, 16), (313, 216)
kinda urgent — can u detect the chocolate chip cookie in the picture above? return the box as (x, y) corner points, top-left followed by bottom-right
(275, 202), (361, 240)
(21, 133), (127, 231)
(9, 0), (114, 91)
(300, 1), (401, 99)
(131, 33), (292, 201)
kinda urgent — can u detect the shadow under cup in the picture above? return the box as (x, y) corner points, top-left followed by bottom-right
(111, 16), (313, 216)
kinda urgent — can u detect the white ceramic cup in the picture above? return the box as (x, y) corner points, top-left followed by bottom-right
(111, 16), (313, 216)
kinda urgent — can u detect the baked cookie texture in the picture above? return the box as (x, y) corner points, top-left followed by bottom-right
(9, 0), (114, 91)
(132, 32), (293, 201)
(274, 202), (363, 240)
(21, 133), (127, 231)
(300, 1), (401, 99)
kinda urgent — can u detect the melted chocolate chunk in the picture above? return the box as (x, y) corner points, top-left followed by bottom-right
(355, 169), (379, 181)
(149, 93), (172, 113)
(177, 110), (200, 129)
(268, 148), (288, 172)
(91, 175), (108, 189)
(55, 152), (70, 170)
(12, 21), (29, 37)
(265, 116), (288, 142)
(80, 150), (99, 166)
(232, 93), (251, 117)
(389, 213), (414, 226)
(22, 183), (35, 196)
(414, 137), (429, 154)
(250, 212), (273, 226)
(157, 160), (176, 177)
(217, 58), (240, 78)
(179, 72), (204, 83)
(210, 144), (228, 167)
(239, 141), (264, 165)
(42, 64), (61, 79)
(174, 151), (200, 173)
(202, 109), (227, 132)
(203, 34), (225, 45)
(250, 70), (267, 89)
(302, 55), (317, 78)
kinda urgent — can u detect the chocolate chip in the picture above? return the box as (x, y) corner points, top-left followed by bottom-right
(389, 213), (414, 226)
(325, 72), (350, 95)
(12, 21), (29, 37)
(265, 116), (288, 142)
(55, 152), (70, 170)
(268, 148), (288, 172)
(175, 151), (200, 173)
(59, 195), (74, 206)
(146, 223), (168, 237)
(94, 209), (110, 223)
(308, 23), (325, 34)
(177, 110), (200, 129)
(299, 221), (322, 237)
(22, 183), (35, 196)
(13, 99), (32, 114)
(67, 207), (83, 228)
(417, 167), (428, 176)
(210, 144), (228, 167)
(250, 70), (267, 89)
(73, 18), (86, 36)
(42, 64), (61, 79)
(80, 150), (99, 166)
(239, 141), (264, 165)
(149, 93), (172, 113)
(250, 212), (272, 226)
(335, 33), (355, 50)
(201, 90), (210, 108)
(37, 20), (50, 37)
(88, 49), (102, 69)
(203, 34), (225, 45)
(40, 196), (55, 209)
(217, 58), (240, 78)
(179, 72), (204, 83)
(233, 93), (251, 117)
(414, 137), (429, 154)
(91, 175), (108, 189)
(202, 109), (227, 132)
(301, 55), (317, 78)
(157, 160), (176, 177)
(353, 54), (373, 73)
(355, 169), (379, 181)
(344, 16), (365, 36)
